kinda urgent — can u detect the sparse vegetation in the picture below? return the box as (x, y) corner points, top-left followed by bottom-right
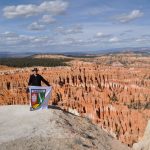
(108, 92), (118, 102)
(126, 101), (150, 110)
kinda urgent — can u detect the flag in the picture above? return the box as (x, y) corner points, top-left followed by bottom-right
(29, 86), (52, 110)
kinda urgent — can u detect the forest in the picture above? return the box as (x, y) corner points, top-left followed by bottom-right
(0, 57), (72, 67)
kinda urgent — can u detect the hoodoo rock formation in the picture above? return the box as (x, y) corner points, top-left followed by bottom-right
(0, 54), (150, 147)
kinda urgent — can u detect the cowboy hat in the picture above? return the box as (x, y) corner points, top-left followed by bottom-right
(32, 68), (39, 71)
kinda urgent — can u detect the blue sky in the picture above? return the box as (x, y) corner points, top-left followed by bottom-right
(0, 0), (150, 53)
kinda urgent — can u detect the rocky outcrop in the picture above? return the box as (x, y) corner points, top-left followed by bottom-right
(0, 60), (150, 146)
(0, 105), (131, 150)
(133, 120), (150, 150)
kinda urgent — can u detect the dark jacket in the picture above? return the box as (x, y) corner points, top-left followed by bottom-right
(28, 74), (50, 86)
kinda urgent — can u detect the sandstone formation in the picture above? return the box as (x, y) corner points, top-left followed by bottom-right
(0, 53), (150, 147)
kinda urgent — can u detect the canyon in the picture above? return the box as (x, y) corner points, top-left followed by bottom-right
(0, 53), (150, 147)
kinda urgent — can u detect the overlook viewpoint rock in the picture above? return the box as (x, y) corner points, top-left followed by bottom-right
(0, 105), (130, 150)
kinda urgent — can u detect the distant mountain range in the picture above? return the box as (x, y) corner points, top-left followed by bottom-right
(0, 52), (36, 58)
(0, 47), (149, 58)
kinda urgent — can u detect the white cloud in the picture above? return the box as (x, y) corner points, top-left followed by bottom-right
(3, 0), (68, 19)
(28, 22), (45, 31)
(96, 32), (104, 37)
(40, 15), (56, 24)
(116, 10), (143, 23)
(56, 25), (83, 35)
(135, 38), (150, 42)
(28, 15), (56, 31)
(0, 32), (33, 45)
(109, 37), (120, 42)
(82, 6), (113, 16)
(1, 31), (18, 37)
(95, 32), (111, 38)
(32, 36), (49, 43)
(0, 32), (56, 47)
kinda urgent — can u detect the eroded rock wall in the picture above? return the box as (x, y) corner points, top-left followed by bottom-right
(0, 62), (150, 146)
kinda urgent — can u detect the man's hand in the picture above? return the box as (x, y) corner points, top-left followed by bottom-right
(26, 87), (29, 93)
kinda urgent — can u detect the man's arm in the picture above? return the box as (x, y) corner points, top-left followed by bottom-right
(26, 75), (32, 93)
(41, 76), (50, 86)
(28, 75), (32, 86)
